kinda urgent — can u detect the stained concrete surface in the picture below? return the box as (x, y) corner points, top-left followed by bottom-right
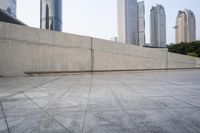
(1, 22), (200, 77)
(0, 70), (200, 133)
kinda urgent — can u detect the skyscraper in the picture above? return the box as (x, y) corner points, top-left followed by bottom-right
(175, 9), (196, 43)
(150, 4), (166, 48)
(0, 0), (16, 17)
(117, 0), (139, 45)
(40, 0), (62, 32)
(138, 1), (145, 46)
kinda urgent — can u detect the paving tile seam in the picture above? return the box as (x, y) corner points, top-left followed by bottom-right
(164, 80), (195, 87)
(156, 78), (180, 86)
(116, 78), (200, 121)
(0, 78), (37, 92)
(103, 78), (150, 132)
(103, 79), (125, 112)
(0, 76), (62, 100)
(117, 79), (145, 97)
(172, 96), (200, 108)
(0, 102), (10, 133)
(163, 108), (200, 133)
(143, 95), (200, 98)
(118, 77), (200, 133)
(81, 76), (93, 133)
(33, 87), (53, 96)
(118, 78), (198, 108)
(41, 106), (200, 113)
(39, 78), (83, 111)
(114, 84), (200, 97)
(21, 92), (73, 133)
(1, 71), (200, 132)
(44, 107), (199, 114)
(56, 78), (83, 99)
(119, 79), (163, 99)
(86, 107), (200, 112)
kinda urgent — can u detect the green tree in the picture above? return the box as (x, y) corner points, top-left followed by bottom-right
(168, 41), (200, 58)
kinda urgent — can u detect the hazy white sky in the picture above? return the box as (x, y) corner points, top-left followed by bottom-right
(17, 0), (199, 44)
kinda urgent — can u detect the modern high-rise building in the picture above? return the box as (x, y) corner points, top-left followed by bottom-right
(40, 0), (62, 32)
(150, 4), (166, 48)
(175, 9), (196, 43)
(0, 0), (16, 17)
(117, 0), (139, 45)
(138, 1), (145, 46)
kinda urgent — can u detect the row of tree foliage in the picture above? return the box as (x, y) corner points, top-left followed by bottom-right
(168, 41), (200, 57)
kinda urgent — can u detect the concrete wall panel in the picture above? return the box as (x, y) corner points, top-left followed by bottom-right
(167, 52), (199, 69)
(55, 32), (91, 49)
(0, 22), (200, 77)
(0, 22), (91, 76)
(92, 38), (167, 70)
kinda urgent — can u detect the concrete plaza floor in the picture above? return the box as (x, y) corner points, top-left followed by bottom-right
(0, 70), (200, 133)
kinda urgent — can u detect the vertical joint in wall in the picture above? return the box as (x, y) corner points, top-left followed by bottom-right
(91, 37), (94, 74)
(166, 50), (168, 71)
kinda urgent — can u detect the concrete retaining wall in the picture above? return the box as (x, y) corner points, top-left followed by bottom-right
(167, 52), (200, 69)
(0, 22), (91, 76)
(0, 22), (200, 76)
(92, 39), (167, 71)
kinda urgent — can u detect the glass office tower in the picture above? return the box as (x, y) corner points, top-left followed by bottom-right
(138, 1), (145, 46)
(118, 0), (139, 45)
(40, 0), (62, 31)
(0, 0), (16, 17)
(150, 4), (166, 48)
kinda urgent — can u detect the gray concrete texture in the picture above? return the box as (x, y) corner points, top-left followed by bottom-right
(0, 22), (200, 76)
(0, 70), (200, 132)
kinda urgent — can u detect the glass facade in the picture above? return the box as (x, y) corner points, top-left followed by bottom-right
(138, 1), (145, 46)
(0, 0), (16, 17)
(118, 0), (139, 45)
(10, 0), (16, 17)
(150, 4), (166, 47)
(40, 0), (62, 31)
